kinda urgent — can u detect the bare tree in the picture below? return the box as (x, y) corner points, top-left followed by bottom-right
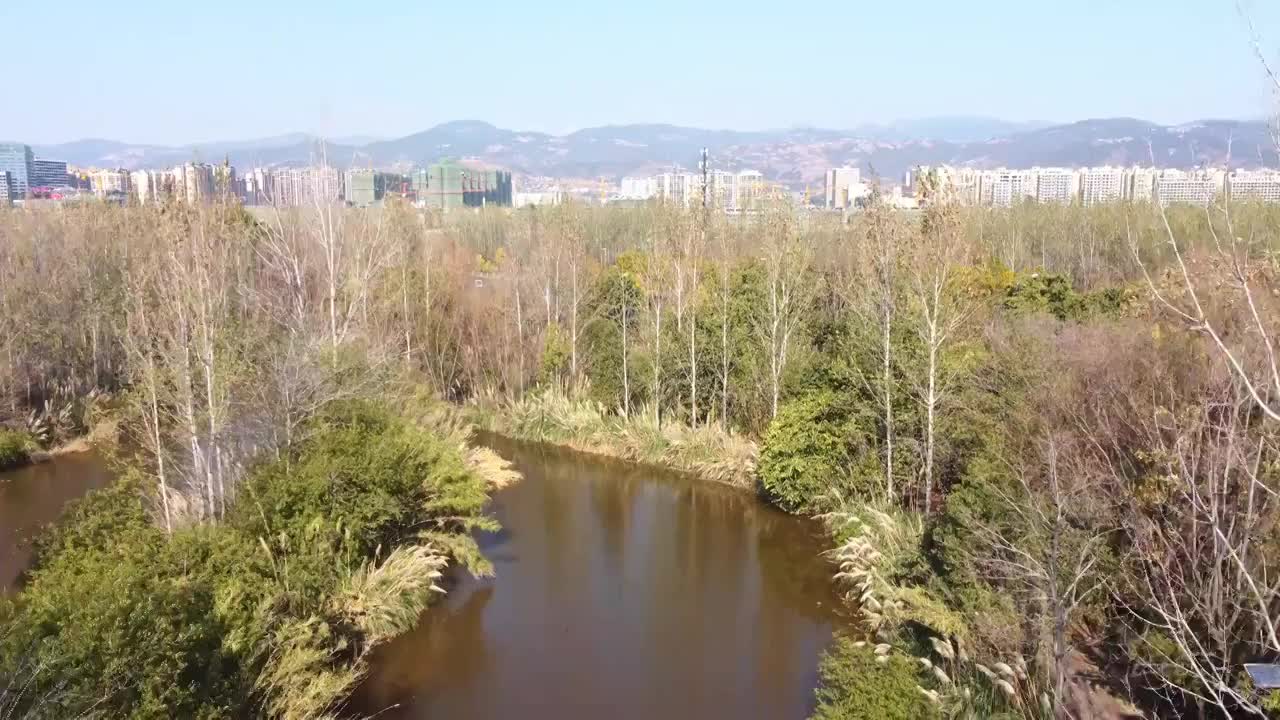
(975, 435), (1110, 716)
(844, 190), (905, 499)
(644, 216), (671, 423)
(716, 214), (737, 427)
(757, 206), (813, 420)
(909, 196), (973, 513)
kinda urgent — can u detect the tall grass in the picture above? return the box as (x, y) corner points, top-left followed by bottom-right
(472, 388), (758, 489)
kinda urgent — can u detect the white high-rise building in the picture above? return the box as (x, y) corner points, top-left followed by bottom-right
(243, 168), (273, 205)
(172, 163), (215, 205)
(922, 166), (984, 204)
(824, 167), (861, 209)
(91, 169), (130, 197)
(1125, 167), (1157, 202)
(1034, 168), (1079, 204)
(729, 170), (765, 212)
(130, 170), (156, 204)
(653, 171), (698, 207)
(270, 166), (342, 207)
(1227, 169), (1280, 202)
(916, 163), (1280, 207)
(982, 169), (1036, 207)
(1154, 169), (1225, 206)
(619, 176), (656, 200)
(1078, 167), (1126, 206)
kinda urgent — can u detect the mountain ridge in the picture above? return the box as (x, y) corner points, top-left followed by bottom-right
(32, 117), (1277, 187)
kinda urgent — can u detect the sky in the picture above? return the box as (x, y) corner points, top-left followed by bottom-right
(3, 0), (1280, 145)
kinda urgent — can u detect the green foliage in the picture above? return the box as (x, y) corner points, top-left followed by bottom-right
(0, 429), (35, 470)
(539, 321), (571, 388)
(759, 391), (849, 512)
(759, 389), (882, 513)
(811, 638), (939, 720)
(958, 263), (1138, 321)
(1, 400), (501, 719)
(582, 262), (647, 411)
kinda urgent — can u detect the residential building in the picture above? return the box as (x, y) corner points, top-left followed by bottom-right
(653, 171), (698, 207)
(0, 143), (34, 199)
(982, 169), (1036, 207)
(344, 169), (383, 207)
(725, 170), (765, 212)
(243, 168), (273, 205)
(1126, 167), (1157, 202)
(1034, 168), (1079, 204)
(270, 166), (342, 207)
(130, 169), (177, 205)
(620, 176), (655, 200)
(30, 158), (69, 191)
(915, 164), (1246, 207)
(172, 163), (215, 205)
(645, 168), (766, 212)
(1227, 169), (1280, 202)
(213, 163), (238, 202)
(413, 161), (511, 210)
(514, 190), (565, 207)
(923, 166), (984, 204)
(91, 169), (130, 197)
(130, 170), (155, 204)
(1077, 167), (1125, 205)
(1154, 169), (1225, 206)
(824, 167), (861, 209)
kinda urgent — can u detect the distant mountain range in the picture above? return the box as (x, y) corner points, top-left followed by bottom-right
(31, 117), (1277, 188)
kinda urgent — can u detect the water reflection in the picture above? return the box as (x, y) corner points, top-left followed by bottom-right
(358, 437), (848, 720)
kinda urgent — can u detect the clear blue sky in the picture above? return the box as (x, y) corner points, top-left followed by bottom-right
(3, 0), (1279, 145)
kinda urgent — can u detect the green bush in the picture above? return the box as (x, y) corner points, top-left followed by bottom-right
(758, 391), (848, 512)
(758, 390), (881, 512)
(1, 400), (500, 719)
(811, 637), (939, 720)
(0, 429), (34, 471)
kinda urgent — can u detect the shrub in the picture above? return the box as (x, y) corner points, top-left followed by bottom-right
(0, 429), (34, 471)
(759, 390), (870, 512)
(811, 638), (939, 720)
(1, 400), (502, 719)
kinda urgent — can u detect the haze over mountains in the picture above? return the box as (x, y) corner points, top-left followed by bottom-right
(31, 116), (1276, 187)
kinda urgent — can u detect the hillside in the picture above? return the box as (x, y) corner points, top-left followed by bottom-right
(33, 117), (1275, 187)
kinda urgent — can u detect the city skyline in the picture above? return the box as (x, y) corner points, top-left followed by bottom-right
(3, 1), (1280, 145)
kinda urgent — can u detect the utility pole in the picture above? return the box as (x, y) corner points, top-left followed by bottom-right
(700, 147), (709, 212)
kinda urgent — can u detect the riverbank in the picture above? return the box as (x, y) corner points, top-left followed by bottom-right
(0, 401), (517, 719)
(461, 390), (759, 491)
(0, 430), (34, 471)
(0, 417), (118, 473)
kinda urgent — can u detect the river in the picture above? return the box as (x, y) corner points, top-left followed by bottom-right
(357, 436), (848, 719)
(0, 438), (848, 719)
(0, 451), (113, 593)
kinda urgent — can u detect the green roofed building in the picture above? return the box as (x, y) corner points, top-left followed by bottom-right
(414, 160), (512, 210)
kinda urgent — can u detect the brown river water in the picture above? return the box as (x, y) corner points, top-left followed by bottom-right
(0, 437), (849, 719)
(0, 451), (113, 593)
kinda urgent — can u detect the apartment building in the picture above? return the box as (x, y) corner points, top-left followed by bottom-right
(824, 167), (861, 209)
(1226, 169), (1280, 202)
(91, 169), (130, 197)
(1154, 169), (1225, 206)
(916, 164), (1255, 207)
(1035, 168), (1079, 204)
